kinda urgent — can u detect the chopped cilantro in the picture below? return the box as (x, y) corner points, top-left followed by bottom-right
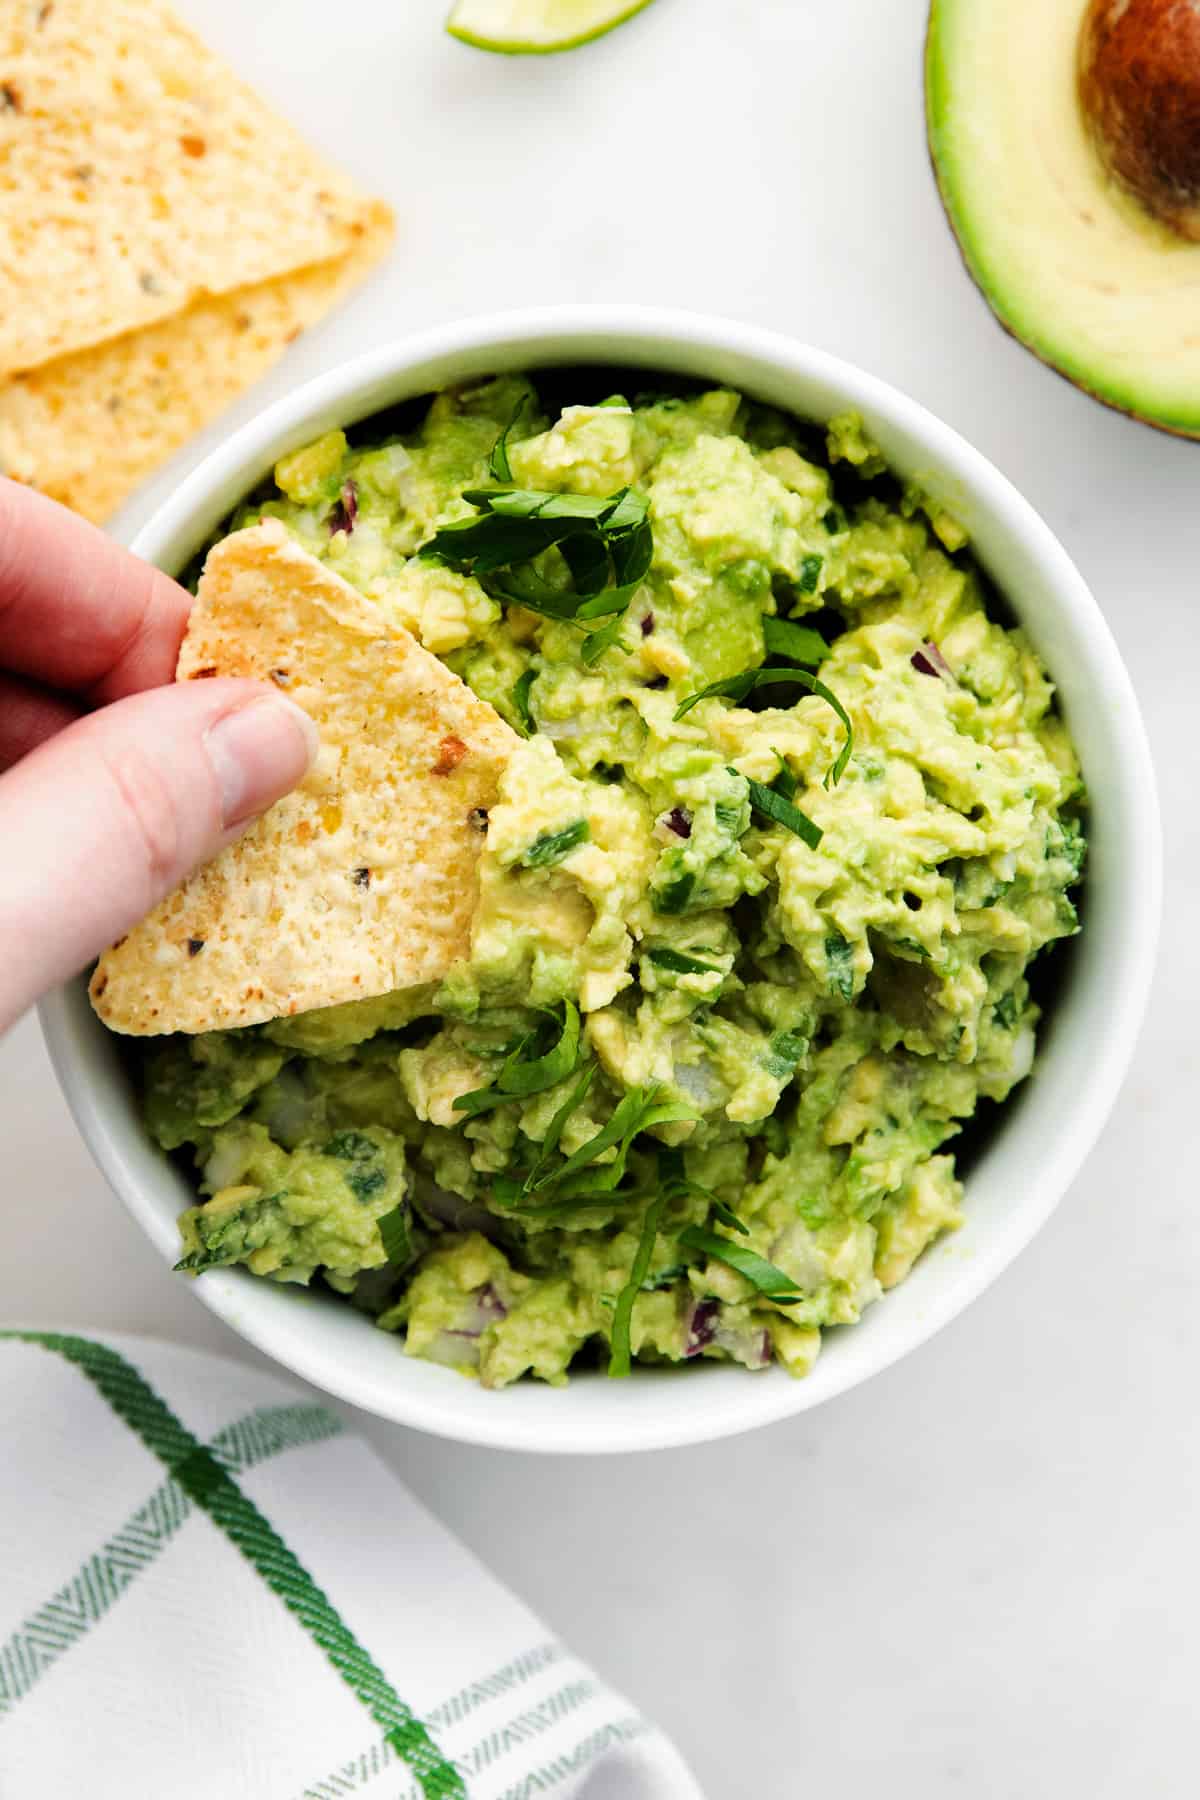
(740, 773), (823, 850)
(647, 946), (720, 976)
(711, 1199), (751, 1236)
(762, 616), (827, 662)
(322, 1131), (387, 1203)
(523, 1062), (597, 1189)
(652, 869), (697, 915)
(677, 666), (852, 788)
(175, 1193), (282, 1275)
(511, 667), (537, 735)
(824, 934), (856, 1002)
(376, 1204), (411, 1266)
(797, 553), (824, 594)
(488, 396), (529, 483)
(523, 819), (590, 868)
(894, 937), (931, 961)
(529, 1084), (695, 1200)
(770, 755), (798, 803)
(992, 990), (1022, 1031)
(453, 1003), (584, 1117)
(608, 1145), (740, 1376)
(420, 481), (652, 662)
(608, 1190), (668, 1378)
(679, 1226), (805, 1306)
(763, 1029), (808, 1081)
(641, 1262), (689, 1291)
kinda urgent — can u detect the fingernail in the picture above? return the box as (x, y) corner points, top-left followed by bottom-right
(205, 695), (320, 829)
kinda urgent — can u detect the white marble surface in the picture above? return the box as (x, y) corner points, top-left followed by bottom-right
(2, 1), (1195, 1793)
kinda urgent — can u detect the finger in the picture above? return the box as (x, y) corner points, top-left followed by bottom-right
(0, 677), (319, 1032)
(0, 672), (81, 771)
(0, 478), (193, 703)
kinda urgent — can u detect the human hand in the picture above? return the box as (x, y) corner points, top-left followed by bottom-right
(0, 479), (318, 1033)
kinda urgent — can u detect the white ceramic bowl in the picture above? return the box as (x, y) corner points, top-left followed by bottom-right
(41, 308), (1161, 1453)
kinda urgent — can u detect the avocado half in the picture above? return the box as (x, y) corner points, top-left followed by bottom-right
(927, 0), (1200, 438)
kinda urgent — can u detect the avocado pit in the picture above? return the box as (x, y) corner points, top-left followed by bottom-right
(1078, 0), (1200, 241)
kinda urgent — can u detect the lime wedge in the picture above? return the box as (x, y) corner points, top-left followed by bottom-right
(446, 0), (654, 54)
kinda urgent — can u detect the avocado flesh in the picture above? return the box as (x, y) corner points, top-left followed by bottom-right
(927, 0), (1200, 438)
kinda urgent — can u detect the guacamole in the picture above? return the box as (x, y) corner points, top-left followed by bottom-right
(144, 374), (1085, 1386)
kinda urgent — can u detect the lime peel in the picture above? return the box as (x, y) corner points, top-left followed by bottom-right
(446, 0), (654, 54)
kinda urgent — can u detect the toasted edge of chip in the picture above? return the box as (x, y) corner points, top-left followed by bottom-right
(89, 521), (520, 1034)
(0, 202), (394, 523)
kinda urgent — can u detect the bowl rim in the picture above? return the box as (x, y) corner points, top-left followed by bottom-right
(40, 305), (1163, 1453)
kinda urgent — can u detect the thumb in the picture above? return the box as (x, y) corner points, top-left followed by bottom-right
(0, 677), (318, 1031)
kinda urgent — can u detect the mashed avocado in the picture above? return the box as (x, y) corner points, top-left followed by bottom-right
(146, 374), (1086, 1387)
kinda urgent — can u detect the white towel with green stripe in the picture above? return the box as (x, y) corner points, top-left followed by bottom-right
(0, 1331), (702, 1800)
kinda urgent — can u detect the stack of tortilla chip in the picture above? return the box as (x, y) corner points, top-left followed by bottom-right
(0, 0), (394, 522)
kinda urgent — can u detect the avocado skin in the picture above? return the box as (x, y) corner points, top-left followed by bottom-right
(924, 0), (1200, 442)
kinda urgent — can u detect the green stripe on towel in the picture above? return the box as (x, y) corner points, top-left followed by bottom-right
(0, 1400), (339, 1715)
(3, 1332), (464, 1800)
(300, 1643), (565, 1800)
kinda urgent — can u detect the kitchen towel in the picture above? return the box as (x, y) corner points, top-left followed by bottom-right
(0, 1330), (702, 1800)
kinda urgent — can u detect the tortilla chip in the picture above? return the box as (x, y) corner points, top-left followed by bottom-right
(0, 0), (386, 376)
(89, 523), (520, 1035)
(0, 202), (392, 523)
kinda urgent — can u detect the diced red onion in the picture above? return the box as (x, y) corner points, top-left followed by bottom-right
(652, 806), (692, 846)
(1007, 1023), (1036, 1084)
(327, 479), (358, 537)
(671, 1058), (723, 1109)
(713, 1323), (773, 1370)
(257, 1068), (315, 1150)
(457, 1284), (507, 1336)
(684, 1298), (719, 1357)
(415, 1180), (498, 1237)
(540, 714), (596, 742)
(422, 1329), (483, 1370)
(203, 1136), (250, 1191)
(911, 639), (955, 681)
(420, 1287), (507, 1366)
